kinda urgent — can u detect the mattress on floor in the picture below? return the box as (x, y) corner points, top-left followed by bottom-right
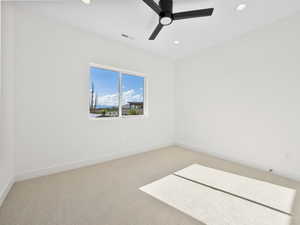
(174, 164), (296, 214)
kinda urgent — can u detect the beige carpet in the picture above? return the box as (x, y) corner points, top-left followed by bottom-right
(0, 146), (299, 225)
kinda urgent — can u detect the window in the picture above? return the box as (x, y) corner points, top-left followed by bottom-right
(122, 74), (144, 116)
(89, 65), (145, 119)
(89, 67), (119, 118)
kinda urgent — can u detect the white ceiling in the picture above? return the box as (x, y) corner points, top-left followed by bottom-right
(13, 0), (300, 59)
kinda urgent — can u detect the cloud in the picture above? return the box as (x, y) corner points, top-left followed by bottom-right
(96, 93), (118, 106)
(95, 89), (143, 106)
(122, 89), (143, 105)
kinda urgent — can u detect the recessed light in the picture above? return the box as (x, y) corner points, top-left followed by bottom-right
(81, 0), (91, 5)
(236, 3), (247, 11)
(174, 40), (180, 45)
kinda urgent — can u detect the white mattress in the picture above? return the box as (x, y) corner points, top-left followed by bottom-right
(175, 164), (296, 214)
(140, 175), (292, 225)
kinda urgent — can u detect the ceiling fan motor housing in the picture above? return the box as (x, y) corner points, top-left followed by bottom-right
(143, 0), (214, 40)
(159, 0), (173, 26)
(159, 12), (173, 26)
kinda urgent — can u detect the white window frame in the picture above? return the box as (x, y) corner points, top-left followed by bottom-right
(89, 63), (148, 120)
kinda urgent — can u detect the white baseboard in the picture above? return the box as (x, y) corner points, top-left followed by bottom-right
(0, 177), (14, 208)
(175, 142), (272, 173)
(15, 143), (174, 182)
(175, 142), (300, 182)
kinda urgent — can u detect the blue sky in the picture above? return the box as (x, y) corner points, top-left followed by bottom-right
(122, 74), (144, 100)
(90, 67), (118, 97)
(90, 67), (144, 107)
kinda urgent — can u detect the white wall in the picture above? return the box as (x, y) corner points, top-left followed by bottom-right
(12, 5), (174, 180)
(3, 3), (300, 186)
(175, 12), (300, 181)
(0, 2), (15, 205)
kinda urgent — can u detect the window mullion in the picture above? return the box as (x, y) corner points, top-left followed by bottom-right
(118, 72), (122, 117)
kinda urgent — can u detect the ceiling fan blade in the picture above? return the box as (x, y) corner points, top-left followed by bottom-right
(159, 0), (173, 13)
(142, 0), (162, 15)
(149, 24), (163, 40)
(173, 8), (214, 20)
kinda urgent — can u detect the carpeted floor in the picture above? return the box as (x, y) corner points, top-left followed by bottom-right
(0, 146), (299, 225)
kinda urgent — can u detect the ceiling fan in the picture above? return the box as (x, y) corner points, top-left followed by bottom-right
(142, 0), (214, 40)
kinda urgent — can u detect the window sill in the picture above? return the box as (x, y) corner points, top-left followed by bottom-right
(89, 115), (148, 121)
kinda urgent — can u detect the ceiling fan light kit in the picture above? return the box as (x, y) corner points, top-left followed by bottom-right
(142, 0), (214, 40)
(160, 12), (173, 26)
